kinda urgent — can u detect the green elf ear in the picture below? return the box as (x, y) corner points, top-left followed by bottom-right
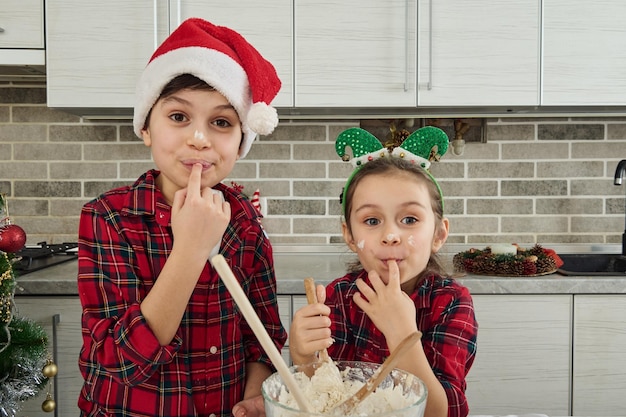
(335, 127), (388, 167)
(392, 126), (449, 169)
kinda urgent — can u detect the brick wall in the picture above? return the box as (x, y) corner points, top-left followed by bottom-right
(1, 81), (625, 246)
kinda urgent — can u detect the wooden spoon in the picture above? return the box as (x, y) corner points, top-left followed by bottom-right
(211, 254), (312, 412)
(303, 277), (330, 362)
(331, 331), (422, 415)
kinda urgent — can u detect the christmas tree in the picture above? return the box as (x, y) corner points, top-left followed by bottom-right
(0, 193), (57, 415)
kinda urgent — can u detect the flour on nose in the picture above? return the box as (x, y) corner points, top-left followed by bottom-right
(194, 130), (205, 140)
(387, 234), (397, 241)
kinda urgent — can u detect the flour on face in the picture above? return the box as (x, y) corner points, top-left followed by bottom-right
(194, 130), (205, 140)
(357, 239), (365, 250)
(408, 235), (416, 246)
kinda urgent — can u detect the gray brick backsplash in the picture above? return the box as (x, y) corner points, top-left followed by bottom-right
(13, 106), (80, 123)
(1, 86), (625, 246)
(50, 125), (117, 142)
(293, 180), (344, 197)
(441, 180), (498, 197)
(537, 161), (604, 178)
(14, 143), (81, 160)
(468, 162), (534, 178)
(263, 124), (327, 142)
(243, 143), (291, 160)
(607, 198), (625, 214)
(502, 142), (569, 160)
(293, 143), (337, 160)
(50, 162), (118, 179)
(486, 124), (535, 141)
(502, 216), (568, 233)
(572, 142), (626, 159)
(607, 123), (626, 140)
(536, 198), (603, 215)
(84, 181), (132, 199)
(10, 199), (48, 216)
(572, 217), (622, 233)
(0, 87), (46, 104)
(259, 162), (326, 178)
(467, 198), (533, 215)
(14, 181), (81, 198)
(0, 124), (47, 141)
(0, 162), (48, 179)
(502, 179), (567, 196)
(84, 143), (151, 161)
(120, 162), (156, 179)
(0, 106), (9, 122)
(268, 199), (326, 216)
(538, 124), (605, 140)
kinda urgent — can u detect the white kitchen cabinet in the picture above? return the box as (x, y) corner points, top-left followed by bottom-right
(294, 0), (417, 107)
(46, 2), (167, 110)
(465, 295), (572, 416)
(173, 1), (293, 107)
(46, 1), (292, 111)
(543, 1), (626, 105)
(572, 295), (626, 417)
(14, 297), (83, 417)
(0, 0), (45, 66)
(417, 0), (540, 106)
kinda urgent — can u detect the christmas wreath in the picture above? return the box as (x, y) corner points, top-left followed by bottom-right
(453, 244), (563, 276)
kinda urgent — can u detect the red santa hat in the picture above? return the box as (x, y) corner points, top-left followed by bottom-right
(133, 18), (281, 158)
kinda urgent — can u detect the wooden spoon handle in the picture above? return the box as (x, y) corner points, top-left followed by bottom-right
(211, 255), (311, 412)
(335, 331), (422, 414)
(303, 277), (330, 362)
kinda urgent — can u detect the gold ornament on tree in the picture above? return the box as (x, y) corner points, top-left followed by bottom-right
(41, 359), (58, 412)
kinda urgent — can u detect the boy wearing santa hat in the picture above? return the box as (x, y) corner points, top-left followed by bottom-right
(77, 18), (285, 417)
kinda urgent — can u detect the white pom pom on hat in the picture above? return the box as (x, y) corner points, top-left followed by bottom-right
(133, 17), (281, 159)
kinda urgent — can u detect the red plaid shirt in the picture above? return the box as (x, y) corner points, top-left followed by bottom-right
(326, 271), (478, 417)
(77, 170), (287, 417)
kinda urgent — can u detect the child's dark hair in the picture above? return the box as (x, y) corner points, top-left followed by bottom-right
(342, 157), (449, 277)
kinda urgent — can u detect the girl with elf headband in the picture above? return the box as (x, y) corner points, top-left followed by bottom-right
(289, 127), (479, 417)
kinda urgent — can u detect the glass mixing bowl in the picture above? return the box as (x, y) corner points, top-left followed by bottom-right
(262, 360), (427, 417)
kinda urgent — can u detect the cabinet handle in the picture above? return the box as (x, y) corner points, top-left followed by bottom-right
(427, 0), (433, 90)
(176, 0), (182, 28)
(153, 0), (158, 49)
(404, 0), (410, 92)
(52, 314), (61, 417)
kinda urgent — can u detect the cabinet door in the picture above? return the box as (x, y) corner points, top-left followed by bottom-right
(543, 1), (626, 105)
(46, 1), (168, 109)
(0, 0), (44, 48)
(573, 295), (626, 416)
(295, 0), (417, 107)
(14, 297), (83, 417)
(417, 0), (540, 106)
(174, 0), (293, 107)
(465, 295), (571, 416)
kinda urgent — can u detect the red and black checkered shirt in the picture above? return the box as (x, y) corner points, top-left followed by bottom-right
(326, 271), (478, 417)
(77, 170), (287, 417)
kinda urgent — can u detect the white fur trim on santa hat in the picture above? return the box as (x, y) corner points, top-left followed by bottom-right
(133, 46), (263, 158)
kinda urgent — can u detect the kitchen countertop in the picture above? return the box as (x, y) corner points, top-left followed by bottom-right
(12, 244), (626, 296)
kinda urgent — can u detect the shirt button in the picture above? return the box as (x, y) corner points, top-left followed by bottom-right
(209, 346), (218, 354)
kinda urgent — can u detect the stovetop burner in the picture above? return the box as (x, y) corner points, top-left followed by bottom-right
(13, 242), (78, 275)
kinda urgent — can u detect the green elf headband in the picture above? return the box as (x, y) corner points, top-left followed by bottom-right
(336, 126), (449, 216)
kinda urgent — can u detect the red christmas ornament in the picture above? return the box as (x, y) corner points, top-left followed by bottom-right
(0, 222), (27, 253)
